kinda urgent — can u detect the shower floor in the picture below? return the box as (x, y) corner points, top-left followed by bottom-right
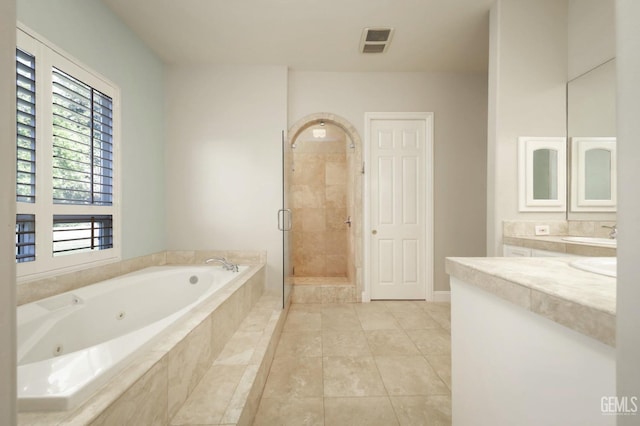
(290, 276), (356, 303)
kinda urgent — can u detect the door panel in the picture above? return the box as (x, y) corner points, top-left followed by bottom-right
(402, 128), (419, 149)
(378, 157), (394, 224)
(403, 239), (419, 283)
(402, 156), (418, 224)
(369, 117), (429, 300)
(378, 239), (395, 283)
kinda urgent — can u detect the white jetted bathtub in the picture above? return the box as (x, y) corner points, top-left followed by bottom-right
(17, 265), (248, 412)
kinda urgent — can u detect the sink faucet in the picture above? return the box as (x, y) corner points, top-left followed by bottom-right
(205, 257), (239, 272)
(602, 224), (617, 239)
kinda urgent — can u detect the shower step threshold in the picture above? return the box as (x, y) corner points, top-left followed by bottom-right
(292, 276), (351, 286)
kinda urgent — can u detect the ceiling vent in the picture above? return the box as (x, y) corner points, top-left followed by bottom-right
(360, 27), (394, 54)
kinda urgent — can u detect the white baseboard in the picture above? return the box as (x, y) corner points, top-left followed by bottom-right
(433, 290), (451, 303)
(363, 290), (450, 303)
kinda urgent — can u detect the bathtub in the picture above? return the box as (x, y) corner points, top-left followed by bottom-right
(17, 264), (249, 412)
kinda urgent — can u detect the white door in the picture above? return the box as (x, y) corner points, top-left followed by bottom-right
(366, 113), (433, 300)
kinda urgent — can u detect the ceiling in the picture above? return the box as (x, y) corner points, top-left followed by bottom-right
(101, 0), (494, 72)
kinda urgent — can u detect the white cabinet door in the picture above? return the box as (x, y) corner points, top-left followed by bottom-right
(504, 245), (585, 258)
(503, 245), (532, 257)
(451, 277), (615, 426)
(531, 248), (582, 258)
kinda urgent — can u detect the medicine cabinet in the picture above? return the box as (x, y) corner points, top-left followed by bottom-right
(518, 136), (566, 212)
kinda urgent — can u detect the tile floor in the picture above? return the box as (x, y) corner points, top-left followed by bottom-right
(253, 301), (452, 425)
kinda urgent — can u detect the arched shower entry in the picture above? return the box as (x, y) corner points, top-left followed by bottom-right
(286, 113), (363, 303)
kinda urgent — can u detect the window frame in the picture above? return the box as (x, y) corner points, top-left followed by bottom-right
(16, 24), (121, 282)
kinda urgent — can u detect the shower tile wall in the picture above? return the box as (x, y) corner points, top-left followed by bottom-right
(291, 132), (348, 277)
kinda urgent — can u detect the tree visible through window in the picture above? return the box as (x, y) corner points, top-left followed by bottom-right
(52, 68), (113, 205)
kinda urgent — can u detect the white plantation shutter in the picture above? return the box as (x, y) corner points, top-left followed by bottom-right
(15, 214), (36, 263)
(52, 68), (114, 205)
(16, 48), (36, 204)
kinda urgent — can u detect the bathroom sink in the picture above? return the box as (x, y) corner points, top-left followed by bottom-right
(562, 236), (617, 247)
(569, 257), (617, 278)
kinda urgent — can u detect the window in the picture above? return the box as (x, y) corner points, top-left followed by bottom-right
(52, 68), (114, 206)
(15, 26), (120, 280)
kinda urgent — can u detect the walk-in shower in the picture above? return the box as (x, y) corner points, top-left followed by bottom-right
(286, 114), (363, 303)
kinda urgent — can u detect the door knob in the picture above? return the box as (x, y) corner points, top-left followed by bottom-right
(372, 230), (377, 235)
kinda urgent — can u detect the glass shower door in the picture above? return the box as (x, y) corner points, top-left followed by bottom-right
(279, 131), (293, 308)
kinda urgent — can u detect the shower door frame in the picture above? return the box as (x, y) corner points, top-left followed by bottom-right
(280, 130), (293, 308)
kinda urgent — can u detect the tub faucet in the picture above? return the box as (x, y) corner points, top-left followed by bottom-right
(602, 224), (617, 239)
(205, 257), (239, 272)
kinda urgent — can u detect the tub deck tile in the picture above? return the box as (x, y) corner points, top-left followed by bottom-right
(168, 316), (214, 419)
(89, 356), (169, 426)
(170, 364), (246, 426)
(214, 331), (263, 366)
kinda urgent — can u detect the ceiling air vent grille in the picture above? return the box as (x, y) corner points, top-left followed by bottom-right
(360, 27), (394, 54)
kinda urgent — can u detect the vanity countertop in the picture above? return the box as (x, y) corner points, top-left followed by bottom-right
(445, 257), (616, 346)
(503, 235), (616, 256)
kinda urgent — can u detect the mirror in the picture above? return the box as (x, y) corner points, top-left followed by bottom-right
(570, 137), (616, 211)
(533, 148), (558, 200)
(518, 137), (566, 212)
(585, 149), (611, 199)
(567, 59), (617, 217)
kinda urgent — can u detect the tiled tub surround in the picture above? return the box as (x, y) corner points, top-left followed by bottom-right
(170, 293), (287, 426)
(502, 220), (617, 256)
(446, 257), (616, 425)
(446, 257), (615, 346)
(17, 252), (273, 425)
(18, 265), (252, 412)
(17, 250), (266, 306)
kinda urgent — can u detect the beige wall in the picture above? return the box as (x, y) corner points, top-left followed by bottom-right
(568, 0), (616, 80)
(486, 0), (568, 255)
(289, 70), (487, 293)
(616, 0), (640, 418)
(1, 0), (17, 422)
(165, 65), (288, 292)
